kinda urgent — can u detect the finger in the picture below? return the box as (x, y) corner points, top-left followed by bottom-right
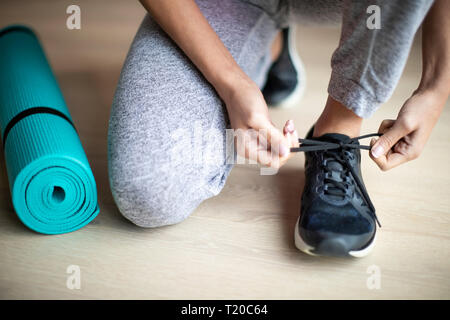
(283, 120), (298, 148)
(253, 119), (291, 167)
(246, 139), (282, 168)
(370, 149), (408, 171)
(234, 129), (258, 163)
(278, 128), (298, 166)
(393, 140), (410, 155)
(291, 130), (299, 148)
(259, 150), (282, 168)
(246, 130), (268, 164)
(283, 119), (295, 135)
(370, 136), (411, 170)
(243, 137), (272, 166)
(256, 149), (273, 166)
(258, 127), (300, 168)
(371, 121), (410, 159)
(265, 124), (290, 157)
(242, 129), (281, 166)
(378, 119), (396, 134)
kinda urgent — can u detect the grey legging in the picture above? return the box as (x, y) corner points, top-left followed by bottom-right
(107, 0), (433, 227)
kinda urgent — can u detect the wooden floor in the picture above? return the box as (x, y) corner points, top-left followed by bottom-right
(0, 0), (449, 299)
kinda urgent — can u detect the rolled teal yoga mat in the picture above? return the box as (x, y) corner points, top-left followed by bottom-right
(0, 25), (99, 234)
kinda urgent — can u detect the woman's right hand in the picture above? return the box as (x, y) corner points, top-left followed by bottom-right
(219, 73), (298, 169)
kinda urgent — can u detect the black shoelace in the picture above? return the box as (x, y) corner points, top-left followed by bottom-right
(291, 133), (382, 228)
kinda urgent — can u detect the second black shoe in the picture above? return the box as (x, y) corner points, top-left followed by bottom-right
(262, 27), (305, 108)
(291, 128), (382, 258)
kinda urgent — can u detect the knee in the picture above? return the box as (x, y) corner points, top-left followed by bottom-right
(108, 165), (203, 228)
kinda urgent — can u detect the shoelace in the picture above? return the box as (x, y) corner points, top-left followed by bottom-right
(291, 133), (382, 228)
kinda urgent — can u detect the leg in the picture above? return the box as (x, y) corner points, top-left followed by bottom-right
(251, 0), (345, 107)
(289, 0), (434, 257)
(321, 0), (434, 132)
(313, 97), (363, 137)
(268, 0), (433, 137)
(270, 30), (283, 61)
(108, 0), (279, 227)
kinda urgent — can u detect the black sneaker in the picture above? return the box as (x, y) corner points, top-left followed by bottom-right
(291, 128), (381, 258)
(262, 26), (305, 108)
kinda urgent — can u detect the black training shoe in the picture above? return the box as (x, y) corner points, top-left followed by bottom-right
(262, 26), (305, 108)
(291, 128), (381, 258)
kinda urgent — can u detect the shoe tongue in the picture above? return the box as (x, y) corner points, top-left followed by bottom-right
(304, 131), (356, 200)
(316, 133), (350, 200)
(317, 133), (348, 171)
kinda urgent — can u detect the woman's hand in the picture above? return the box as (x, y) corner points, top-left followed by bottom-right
(370, 0), (449, 171)
(220, 73), (298, 169)
(370, 90), (447, 170)
(139, 0), (298, 169)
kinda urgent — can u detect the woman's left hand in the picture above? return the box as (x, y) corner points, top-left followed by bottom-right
(370, 90), (447, 171)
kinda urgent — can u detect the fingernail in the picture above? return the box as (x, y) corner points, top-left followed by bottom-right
(286, 120), (294, 133)
(279, 144), (289, 157)
(371, 145), (384, 158)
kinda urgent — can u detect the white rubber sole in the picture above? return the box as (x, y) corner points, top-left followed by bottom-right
(294, 218), (319, 257)
(294, 217), (377, 258)
(272, 25), (306, 109)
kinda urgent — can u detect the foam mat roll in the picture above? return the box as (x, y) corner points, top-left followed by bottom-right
(0, 25), (99, 234)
